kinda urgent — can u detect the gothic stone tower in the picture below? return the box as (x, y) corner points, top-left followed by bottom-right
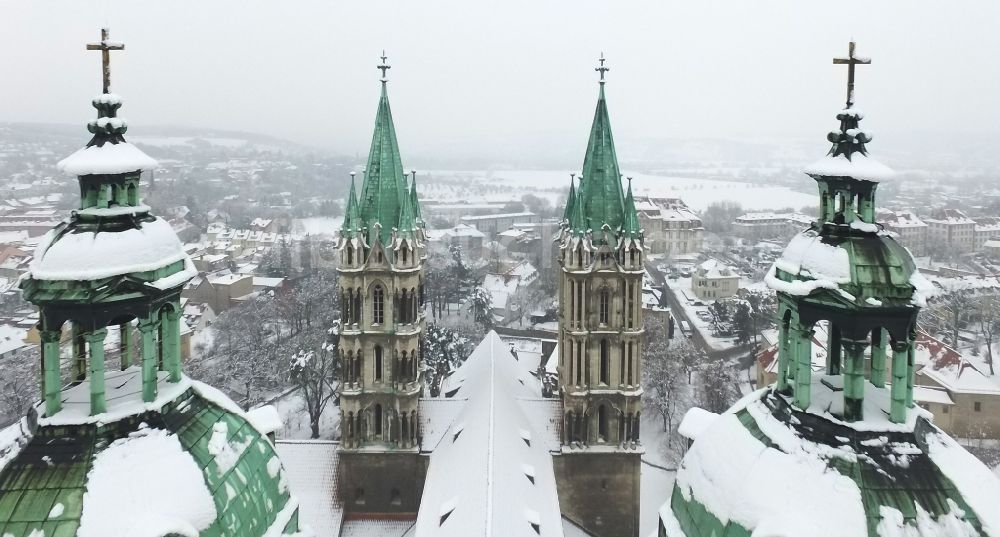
(337, 53), (428, 516)
(553, 55), (643, 537)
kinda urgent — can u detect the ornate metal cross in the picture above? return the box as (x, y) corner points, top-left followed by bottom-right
(378, 51), (391, 81)
(833, 41), (870, 108)
(595, 52), (609, 84)
(86, 28), (125, 94)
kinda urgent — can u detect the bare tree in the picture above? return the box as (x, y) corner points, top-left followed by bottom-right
(0, 350), (37, 426)
(698, 357), (741, 414)
(289, 324), (340, 439)
(979, 296), (1000, 375)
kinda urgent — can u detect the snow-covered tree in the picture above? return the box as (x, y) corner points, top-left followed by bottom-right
(979, 295), (1000, 375)
(422, 323), (472, 396)
(0, 350), (36, 425)
(469, 286), (494, 331)
(275, 269), (339, 336)
(289, 323), (340, 438)
(698, 357), (741, 414)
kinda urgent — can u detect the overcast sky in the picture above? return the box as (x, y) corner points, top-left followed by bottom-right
(2, 1), (999, 165)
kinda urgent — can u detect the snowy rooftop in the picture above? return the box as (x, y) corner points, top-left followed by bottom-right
(57, 141), (158, 177)
(666, 387), (1000, 537)
(415, 331), (563, 537)
(29, 217), (190, 281)
(804, 152), (895, 182)
(274, 440), (344, 537)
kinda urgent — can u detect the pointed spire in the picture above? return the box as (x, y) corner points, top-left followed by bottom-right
(579, 54), (625, 237)
(398, 174), (417, 236)
(409, 170), (423, 225)
(622, 176), (641, 239)
(360, 51), (408, 244)
(569, 176), (587, 234)
(342, 172), (362, 237)
(562, 173), (577, 225)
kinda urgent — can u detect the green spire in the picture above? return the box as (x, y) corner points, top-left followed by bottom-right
(342, 172), (362, 237)
(397, 175), (417, 237)
(569, 177), (587, 234)
(360, 52), (407, 244)
(579, 56), (625, 235)
(622, 176), (641, 239)
(562, 174), (577, 224)
(409, 170), (423, 224)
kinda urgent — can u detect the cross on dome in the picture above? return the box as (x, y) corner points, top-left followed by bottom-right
(595, 52), (609, 84)
(833, 41), (870, 109)
(86, 27), (125, 94)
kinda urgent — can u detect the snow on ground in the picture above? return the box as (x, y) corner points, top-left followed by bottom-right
(293, 217), (340, 239)
(666, 277), (740, 352)
(421, 170), (816, 212)
(271, 389), (340, 440)
(640, 462), (675, 537)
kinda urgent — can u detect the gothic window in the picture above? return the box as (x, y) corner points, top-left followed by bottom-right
(599, 339), (610, 385)
(626, 282), (635, 328)
(575, 342), (583, 385)
(347, 247), (353, 265)
(626, 343), (634, 385)
(373, 285), (385, 324)
(374, 404), (383, 437)
(597, 404), (608, 442)
(599, 289), (610, 325)
(374, 345), (384, 382)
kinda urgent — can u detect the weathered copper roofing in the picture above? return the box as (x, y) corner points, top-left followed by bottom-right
(341, 174), (362, 238)
(579, 84), (625, 233)
(359, 81), (408, 244)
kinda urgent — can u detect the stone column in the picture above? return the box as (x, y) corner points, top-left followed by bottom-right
(119, 322), (132, 370)
(793, 325), (814, 411)
(870, 328), (887, 388)
(86, 328), (108, 415)
(842, 338), (867, 421)
(890, 339), (909, 423)
(139, 318), (158, 403)
(164, 307), (182, 382)
(41, 328), (62, 416)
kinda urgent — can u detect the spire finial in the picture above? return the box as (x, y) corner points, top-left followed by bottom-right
(833, 41), (871, 109)
(378, 50), (391, 84)
(595, 52), (610, 85)
(86, 27), (125, 94)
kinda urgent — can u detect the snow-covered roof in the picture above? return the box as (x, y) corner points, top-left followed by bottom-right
(29, 217), (189, 281)
(274, 440), (344, 537)
(677, 407), (719, 441)
(804, 152), (895, 182)
(57, 141), (158, 176)
(414, 331), (563, 537)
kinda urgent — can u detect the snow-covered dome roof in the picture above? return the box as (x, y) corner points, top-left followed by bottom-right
(766, 228), (930, 306)
(0, 370), (305, 537)
(29, 216), (191, 282)
(661, 387), (1000, 537)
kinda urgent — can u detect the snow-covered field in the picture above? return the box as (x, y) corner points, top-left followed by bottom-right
(293, 216), (340, 238)
(271, 389), (340, 440)
(420, 170), (817, 212)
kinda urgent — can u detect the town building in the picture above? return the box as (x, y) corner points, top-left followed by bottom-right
(926, 208), (976, 253)
(635, 196), (704, 256)
(661, 42), (1000, 537)
(459, 211), (540, 239)
(877, 208), (929, 256)
(690, 259), (740, 300)
(732, 211), (813, 240)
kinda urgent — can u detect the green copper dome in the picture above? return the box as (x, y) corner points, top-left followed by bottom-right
(0, 375), (302, 537)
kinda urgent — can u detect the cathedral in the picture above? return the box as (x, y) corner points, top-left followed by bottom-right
(2, 24), (1000, 537)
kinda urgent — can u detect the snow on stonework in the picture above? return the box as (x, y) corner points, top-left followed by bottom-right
(29, 216), (188, 280)
(57, 140), (158, 176)
(774, 230), (851, 285)
(77, 426), (217, 537)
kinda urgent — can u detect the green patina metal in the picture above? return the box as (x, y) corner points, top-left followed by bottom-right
(359, 71), (408, 244)
(397, 176), (418, 238)
(770, 43), (920, 423)
(0, 387), (297, 537)
(341, 173), (362, 238)
(560, 56), (640, 245)
(579, 83), (625, 234)
(667, 394), (989, 537)
(409, 171), (422, 224)
(622, 178), (640, 239)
